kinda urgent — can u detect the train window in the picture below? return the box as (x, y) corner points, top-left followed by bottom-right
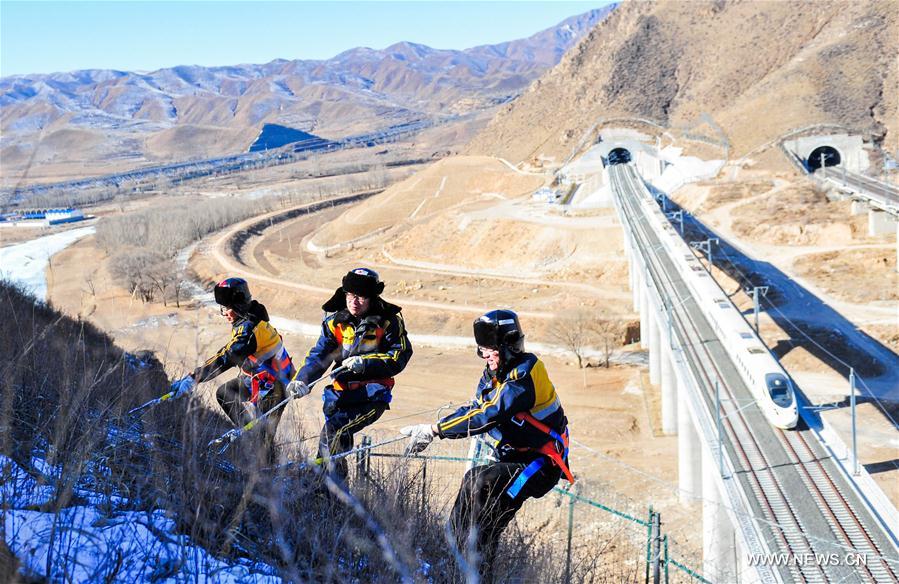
(718, 303), (729, 309)
(740, 332), (753, 339)
(765, 373), (794, 408)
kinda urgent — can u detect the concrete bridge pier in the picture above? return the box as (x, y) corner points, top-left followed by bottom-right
(850, 200), (866, 215)
(627, 247), (634, 291)
(868, 209), (893, 236)
(677, 387), (701, 504)
(661, 344), (677, 433)
(703, 446), (737, 581)
(632, 267), (641, 311)
(640, 284), (650, 349)
(648, 308), (661, 385)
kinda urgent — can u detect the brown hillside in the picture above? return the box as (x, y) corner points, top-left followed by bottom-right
(306, 156), (545, 249)
(468, 0), (898, 164)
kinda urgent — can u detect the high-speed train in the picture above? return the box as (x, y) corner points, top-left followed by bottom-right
(618, 165), (799, 429)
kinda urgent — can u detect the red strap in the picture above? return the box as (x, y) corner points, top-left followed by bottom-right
(513, 412), (574, 484)
(249, 371), (276, 405)
(250, 377), (260, 404)
(514, 412), (561, 441)
(537, 440), (575, 484)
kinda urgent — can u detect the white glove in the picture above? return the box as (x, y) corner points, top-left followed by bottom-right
(401, 424), (437, 455)
(170, 375), (195, 399)
(287, 379), (311, 399)
(344, 356), (365, 374)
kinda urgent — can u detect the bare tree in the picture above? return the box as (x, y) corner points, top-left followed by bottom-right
(590, 315), (623, 368)
(170, 269), (189, 308)
(551, 310), (593, 369)
(109, 249), (165, 303)
(145, 259), (177, 307)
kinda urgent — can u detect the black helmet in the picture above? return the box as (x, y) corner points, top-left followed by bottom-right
(473, 310), (525, 358)
(342, 267), (384, 299)
(214, 277), (251, 308)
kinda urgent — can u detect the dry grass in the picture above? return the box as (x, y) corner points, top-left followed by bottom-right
(1, 280), (654, 582)
(730, 184), (861, 245)
(793, 248), (898, 303)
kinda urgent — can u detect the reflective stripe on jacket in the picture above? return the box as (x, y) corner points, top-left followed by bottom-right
(294, 298), (412, 409)
(436, 353), (568, 458)
(193, 303), (294, 390)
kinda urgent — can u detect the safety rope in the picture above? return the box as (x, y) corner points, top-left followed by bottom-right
(272, 435), (408, 473)
(273, 403), (452, 449)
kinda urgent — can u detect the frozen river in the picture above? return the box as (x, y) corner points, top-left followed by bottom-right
(0, 226), (95, 301)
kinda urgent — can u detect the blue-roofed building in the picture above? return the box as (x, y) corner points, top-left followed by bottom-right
(45, 208), (85, 226)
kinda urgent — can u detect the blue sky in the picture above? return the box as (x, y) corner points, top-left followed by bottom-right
(2, 1), (610, 77)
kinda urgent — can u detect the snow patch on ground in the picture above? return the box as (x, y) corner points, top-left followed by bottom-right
(1, 455), (280, 583)
(573, 184), (613, 208)
(652, 146), (724, 193)
(0, 226), (95, 301)
(129, 314), (182, 329)
(567, 144), (724, 209)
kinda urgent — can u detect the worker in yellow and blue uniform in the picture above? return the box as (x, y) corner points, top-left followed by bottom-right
(400, 310), (573, 581)
(170, 277), (294, 464)
(287, 268), (412, 480)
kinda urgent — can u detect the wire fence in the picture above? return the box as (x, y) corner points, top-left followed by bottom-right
(348, 430), (710, 583)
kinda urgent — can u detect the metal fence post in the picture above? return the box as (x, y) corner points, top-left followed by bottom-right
(565, 492), (575, 584)
(716, 379), (723, 477)
(420, 459), (428, 516)
(850, 368), (859, 475)
(356, 435), (371, 478)
(651, 511), (661, 584)
(645, 506), (653, 583)
(663, 535), (669, 584)
(466, 437), (483, 471)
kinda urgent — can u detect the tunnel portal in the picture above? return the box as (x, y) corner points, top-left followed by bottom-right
(607, 148), (632, 166)
(807, 146), (841, 171)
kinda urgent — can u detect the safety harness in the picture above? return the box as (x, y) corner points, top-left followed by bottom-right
(245, 344), (294, 405)
(506, 411), (574, 498)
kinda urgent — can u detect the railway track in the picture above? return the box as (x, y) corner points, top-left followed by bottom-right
(818, 167), (899, 215)
(611, 163), (899, 582)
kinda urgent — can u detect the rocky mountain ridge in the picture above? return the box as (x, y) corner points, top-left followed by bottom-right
(0, 8), (613, 181)
(467, 0), (897, 166)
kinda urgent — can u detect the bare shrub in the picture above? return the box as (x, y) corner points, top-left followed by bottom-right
(97, 197), (273, 258)
(551, 309), (594, 368)
(108, 249), (167, 303)
(551, 310), (625, 369)
(97, 197), (278, 300)
(591, 314), (625, 368)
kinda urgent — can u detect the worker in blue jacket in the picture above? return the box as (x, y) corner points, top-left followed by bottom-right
(287, 267), (412, 480)
(401, 309), (573, 580)
(170, 277), (295, 464)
